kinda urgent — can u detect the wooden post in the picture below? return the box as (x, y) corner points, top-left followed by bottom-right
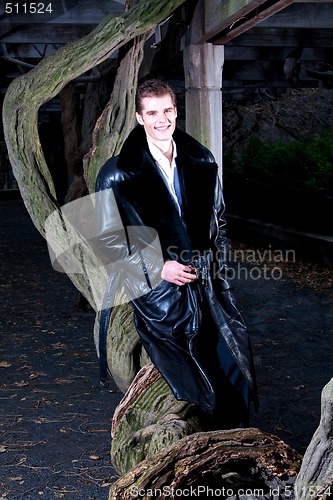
(183, 43), (224, 179)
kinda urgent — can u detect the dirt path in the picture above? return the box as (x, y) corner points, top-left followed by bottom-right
(0, 200), (122, 499)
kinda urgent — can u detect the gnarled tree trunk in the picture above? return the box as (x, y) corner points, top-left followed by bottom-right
(2, 0), (186, 308)
(109, 426), (302, 499)
(111, 364), (203, 475)
(294, 377), (333, 500)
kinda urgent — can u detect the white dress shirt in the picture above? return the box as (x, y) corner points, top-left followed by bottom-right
(147, 138), (182, 216)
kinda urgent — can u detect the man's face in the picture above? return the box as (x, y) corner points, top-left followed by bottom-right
(136, 94), (177, 146)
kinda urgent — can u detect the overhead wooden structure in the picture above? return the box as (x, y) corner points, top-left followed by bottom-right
(147, 0), (333, 96)
(1, 0), (332, 98)
(194, 0), (333, 100)
(1, 0), (332, 175)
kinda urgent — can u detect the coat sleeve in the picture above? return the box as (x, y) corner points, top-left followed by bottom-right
(95, 163), (164, 297)
(95, 162), (166, 384)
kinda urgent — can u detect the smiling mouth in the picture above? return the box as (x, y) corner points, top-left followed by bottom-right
(155, 125), (170, 131)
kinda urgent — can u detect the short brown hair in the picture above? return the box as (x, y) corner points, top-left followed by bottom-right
(135, 79), (177, 113)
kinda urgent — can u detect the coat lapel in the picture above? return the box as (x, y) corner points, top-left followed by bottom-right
(174, 131), (218, 251)
(113, 125), (219, 259)
(115, 128), (193, 260)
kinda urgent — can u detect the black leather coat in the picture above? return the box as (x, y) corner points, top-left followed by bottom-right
(95, 125), (257, 422)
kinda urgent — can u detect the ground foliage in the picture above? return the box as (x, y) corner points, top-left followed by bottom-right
(223, 88), (333, 151)
(223, 89), (333, 234)
(225, 130), (333, 196)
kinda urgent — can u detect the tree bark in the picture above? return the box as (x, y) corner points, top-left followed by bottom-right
(109, 426), (302, 499)
(294, 377), (333, 500)
(79, 61), (115, 159)
(111, 364), (203, 475)
(92, 301), (147, 393)
(60, 83), (81, 175)
(83, 33), (150, 192)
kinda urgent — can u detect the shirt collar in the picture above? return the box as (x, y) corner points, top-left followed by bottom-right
(147, 137), (177, 164)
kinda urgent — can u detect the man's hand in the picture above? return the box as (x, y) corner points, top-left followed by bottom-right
(161, 260), (197, 286)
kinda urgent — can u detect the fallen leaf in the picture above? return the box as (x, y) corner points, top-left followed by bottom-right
(53, 378), (73, 384)
(16, 457), (27, 465)
(0, 361), (11, 368)
(51, 343), (68, 349)
(14, 380), (29, 387)
(34, 418), (49, 424)
(101, 481), (113, 487)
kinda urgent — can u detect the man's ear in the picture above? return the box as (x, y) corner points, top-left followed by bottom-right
(136, 112), (144, 125)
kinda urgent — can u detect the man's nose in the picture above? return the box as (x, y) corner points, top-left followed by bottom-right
(157, 113), (168, 122)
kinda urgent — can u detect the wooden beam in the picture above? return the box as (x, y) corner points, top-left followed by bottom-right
(223, 60), (317, 82)
(224, 46), (333, 62)
(222, 80), (319, 89)
(209, 2), (333, 44)
(222, 28), (333, 48)
(208, 0), (297, 44)
(187, 0), (295, 45)
(259, 2), (333, 28)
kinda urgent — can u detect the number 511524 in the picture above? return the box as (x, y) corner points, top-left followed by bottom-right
(5, 3), (53, 14)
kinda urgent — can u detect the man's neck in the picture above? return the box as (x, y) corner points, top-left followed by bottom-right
(148, 138), (174, 164)
(162, 141), (173, 163)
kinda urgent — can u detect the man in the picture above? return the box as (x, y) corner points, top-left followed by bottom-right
(96, 79), (257, 428)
